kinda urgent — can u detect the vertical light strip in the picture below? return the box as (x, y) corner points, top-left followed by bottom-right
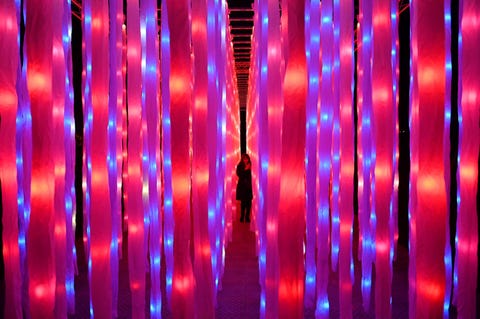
(442, 1), (452, 317)
(143, 0), (162, 317)
(15, 0), (32, 314)
(304, 0), (318, 310)
(160, 0), (174, 309)
(166, 1), (195, 316)
(90, 0), (113, 317)
(126, 0), (146, 317)
(0, 1), (23, 317)
(207, 0), (219, 296)
(81, 0), (93, 315)
(52, 0), (67, 316)
(409, 1), (447, 317)
(316, 0), (333, 317)
(372, 1), (394, 317)
(338, 0), (354, 318)
(278, 0), (306, 317)
(357, 0), (374, 311)
(330, 0), (341, 271)
(25, 0), (56, 316)
(192, 0), (215, 316)
(454, 0), (479, 317)
(62, 0), (77, 314)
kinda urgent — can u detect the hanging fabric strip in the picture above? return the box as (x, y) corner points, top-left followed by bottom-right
(166, 0), (195, 317)
(278, 0), (306, 317)
(316, 0), (334, 317)
(25, 0), (56, 317)
(62, 0), (77, 314)
(0, 1), (23, 317)
(454, 0), (479, 317)
(192, 0), (215, 316)
(52, 0), (68, 316)
(338, 0), (354, 318)
(409, 1), (447, 318)
(303, 0), (319, 311)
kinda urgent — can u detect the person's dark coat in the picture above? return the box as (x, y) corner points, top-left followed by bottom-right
(235, 161), (253, 201)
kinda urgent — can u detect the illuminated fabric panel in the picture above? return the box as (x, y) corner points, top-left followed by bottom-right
(0, 1), (23, 317)
(303, 0), (319, 310)
(25, 0), (56, 317)
(62, 0), (77, 314)
(52, 0), (67, 316)
(108, 0), (123, 316)
(278, 0), (306, 317)
(192, 0), (215, 316)
(338, 0), (354, 318)
(126, 0), (146, 317)
(89, 0), (113, 317)
(409, 1), (447, 318)
(357, 0), (374, 311)
(166, 1), (195, 317)
(372, 1), (395, 317)
(454, 0), (479, 317)
(316, 0), (334, 317)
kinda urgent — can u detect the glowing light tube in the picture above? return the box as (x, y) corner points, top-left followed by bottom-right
(316, 0), (334, 317)
(0, 1), (23, 317)
(52, 0), (68, 316)
(454, 0), (479, 317)
(192, 0), (215, 316)
(62, 0), (77, 314)
(89, 0), (113, 317)
(141, 0), (162, 317)
(304, 0), (319, 310)
(338, 0), (354, 318)
(166, 1), (195, 317)
(409, 1), (447, 318)
(160, 0), (174, 309)
(108, 0), (123, 316)
(278, 0), (306, 318)
(126, 0), (146, 317)
(25, 0), (56, 317)
(357, 0), (374, 312)
(372, 1), (395, 317)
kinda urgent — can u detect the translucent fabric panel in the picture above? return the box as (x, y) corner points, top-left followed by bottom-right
(278, 0), (306, 318)
(0, 1), (23, 317)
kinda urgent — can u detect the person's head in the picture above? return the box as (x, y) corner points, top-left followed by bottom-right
(241, 153), (251, 165)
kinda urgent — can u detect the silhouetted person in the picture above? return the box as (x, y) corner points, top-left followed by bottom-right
(236, 153), (253, 222)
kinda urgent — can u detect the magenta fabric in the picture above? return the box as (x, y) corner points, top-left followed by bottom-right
(0, 1), (23, 318)
(454, 0), (479, 317)
(409, 1), (448, 318)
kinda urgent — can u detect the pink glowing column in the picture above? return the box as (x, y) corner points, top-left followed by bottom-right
(409, 1), (447, 318)
(108, 0), (123, 315)
(126, 0), (146, 317)
(357, 0), (374, 311)
(316, 0), (334, 317)
(166, 1), (195, 317)
(304, 0), (319, 310)
(90, 0), (113, 317)
(52, 0), (67, 316)
(278, 0), (306, 318)
(25, 0), (56, 317)
(372, 1), (395, 317)
(191, 0), (215, 316)
(0, 2), (22, 318)
(454, 0), (479, 317)
(338, 0), (354, 318)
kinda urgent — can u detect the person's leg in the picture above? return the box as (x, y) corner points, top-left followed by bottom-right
(245, 200), (252, 222)
(240, 200), (246, 222)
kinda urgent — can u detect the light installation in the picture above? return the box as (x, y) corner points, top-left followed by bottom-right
(454, 0), (479, 318)
(1, 1), (478, 319)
